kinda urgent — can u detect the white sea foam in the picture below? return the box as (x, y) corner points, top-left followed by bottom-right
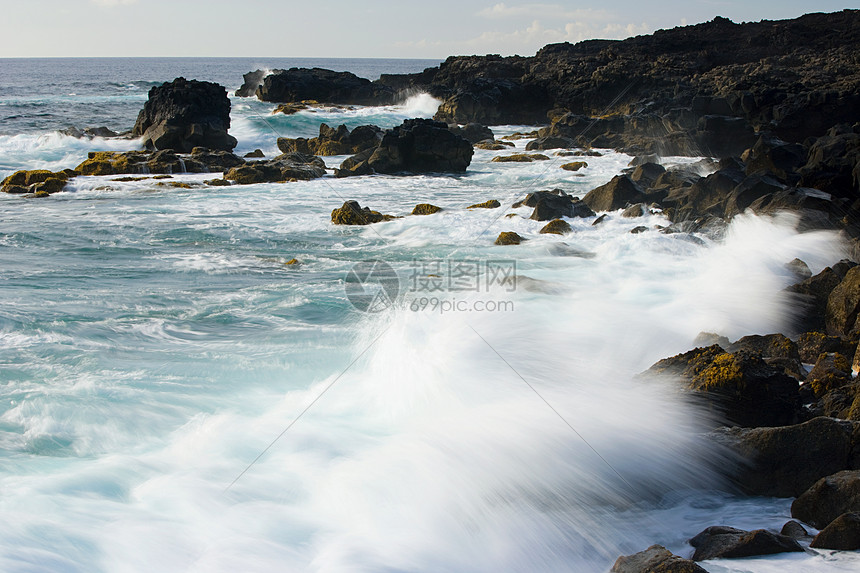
(1, 90), (856, 573)
(0, 132), (141, 178)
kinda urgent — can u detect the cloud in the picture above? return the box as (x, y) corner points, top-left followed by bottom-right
(90, 0), (138, 6)
(477, 3), (612, 22)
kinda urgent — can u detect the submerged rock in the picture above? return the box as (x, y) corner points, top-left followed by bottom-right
(466, 199), (501, 209)
(491, 153), (550, 162)
(412, 203), (442, 215)
(611, 545), (706, 573)
(331, 200), (386, 225)
(495, 231), (525, 245)
(689, 525), (802, 561)
(539, 219), (573, 235)
(224, 152), (325, 184)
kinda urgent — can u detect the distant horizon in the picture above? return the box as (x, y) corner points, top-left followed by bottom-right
(2, 2), (854, 59)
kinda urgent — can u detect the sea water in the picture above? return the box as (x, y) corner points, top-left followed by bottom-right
(0, 58), (855, 572)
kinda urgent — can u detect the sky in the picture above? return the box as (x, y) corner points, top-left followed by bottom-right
(0, 0), (856, 58)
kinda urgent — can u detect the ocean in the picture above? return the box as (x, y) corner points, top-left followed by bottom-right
(0, 58), (856, 572)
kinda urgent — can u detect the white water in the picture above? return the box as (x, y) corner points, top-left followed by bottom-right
(0, 91), (852, 572)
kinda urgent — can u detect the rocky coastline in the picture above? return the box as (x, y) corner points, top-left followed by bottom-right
(3, 10), (860, 569)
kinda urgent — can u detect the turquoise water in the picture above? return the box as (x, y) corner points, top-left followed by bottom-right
(0, 59), (853, 572)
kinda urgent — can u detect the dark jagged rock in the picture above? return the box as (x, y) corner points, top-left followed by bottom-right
(334, 148), (376, 178)
(255, 68), (395, 105)
(447, 123), (494, 144)
(811, 382), (860, 421)
(278, 123), (383, 157)
(827, 266), (860, 337)
(695, 116), (757, 159)
(531, 196), (594, 222)
(611, 545), (707, 573)
(235, 69), (268, 97)
(133, 78), (236, 153)
(797, 332), (857, 363)
(645, 346), (800, 427)
(621, 203), (646, 218)
(630, 162), (666, 188)
(810, 512), (860, 549)
(223, 153), (325, 184)
(360, 119), (473, 175)
(708, 417), (860, 497)
(689, 526), (802, 561)
(512, 189), (594, 221)
(792, 470), (860, 529)
(729, 333), (804, 379)
(744, 136), (806, 183)
(806, 352), (853, 397)
(433, 74), (552, 125)
(800, 130), (860, 198)
(331, 200), (386, 225)
(582, 175), (645, 212)
(787, 262), (858, 333)
(724, 174), (786, 217)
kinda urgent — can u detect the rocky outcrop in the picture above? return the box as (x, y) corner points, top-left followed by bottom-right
(277, 123), (383, 156)
(791, 470), (860, 529)
(223, 152), (325, 184)
(1, 169), (77, 196)
(495, 232), (525, 245)
(610, 545), (706, 573)
(447, 123), (494, 144)
(826, 266), (860, 338)
(806, 352), (853, 397)
(582, 175), (645, 212)
(787, 262), (858, 333)
(708, 417), (860, 497)
(252, 68), (395, 105)
(688, 526), (802, 561)
(330, 200), (389, 225)
(466, 199), (500, 209)
(539, 219), (572, 235)
(75, 149), (245, 176)
(336, 119), (473, 176)
(645, 346), (800, 428)
(412, 203), (442, 215)
(133, 78), (236, 153)
(513, 189), (595, 221)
